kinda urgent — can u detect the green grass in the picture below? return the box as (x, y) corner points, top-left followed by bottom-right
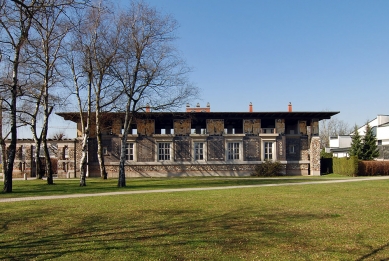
(1, 174), (347, 199)
(1, 176), (389, 260)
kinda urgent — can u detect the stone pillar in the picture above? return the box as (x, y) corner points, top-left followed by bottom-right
(13, 145), (23, 177)
(276, 119), (285, 134)
(309, 136), (321, 176)
(24, 145), (33, 177)
(73, 140), (80, 178)
(276, 136), (286, 161)
(56, 145), (66, 178)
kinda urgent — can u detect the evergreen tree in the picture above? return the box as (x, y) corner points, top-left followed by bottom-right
(349, 125), (363, 159)
(361, 123), (379, 160)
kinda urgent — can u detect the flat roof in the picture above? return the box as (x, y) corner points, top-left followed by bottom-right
(57, 111), (339, 123)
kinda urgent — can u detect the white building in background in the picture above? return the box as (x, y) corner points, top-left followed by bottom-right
(327, 115), (389, 159)
(328, 135), (352, 158)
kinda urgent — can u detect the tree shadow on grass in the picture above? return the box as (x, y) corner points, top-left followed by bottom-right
(0, 204), (360, 260)
(355, 242), (389, 261)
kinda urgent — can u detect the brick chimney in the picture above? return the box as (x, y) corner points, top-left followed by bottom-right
(146, 103), (150, 112)
(186, 102), (211, 112)
(249, 102), (253, 112)
(288, 102), (292, 112)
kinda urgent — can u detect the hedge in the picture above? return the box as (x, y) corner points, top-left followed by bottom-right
(333, 156), (358, 176)
(358, 161), (389, 176)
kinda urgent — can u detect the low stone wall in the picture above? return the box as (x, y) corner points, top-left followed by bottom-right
(285, 163), (310, 176)
(105, 163), (257, 178)
(98, 162), (313, 178)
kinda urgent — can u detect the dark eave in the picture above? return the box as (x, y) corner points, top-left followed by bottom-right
(56, 111), (339, 123)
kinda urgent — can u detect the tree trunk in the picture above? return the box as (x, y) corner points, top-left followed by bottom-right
(118, 113), (132, 187)
(34, 141), (44, 179)
(0, 100), (7, 180)
(36, 157), (44, 179)
(3, 48), (20, 193)
(43, 138), (53, 185)
(117, 131), (128, 187)
(79, 134), (88, 186)
(95, 113), (107, 179)
(3, 108), (16, 193)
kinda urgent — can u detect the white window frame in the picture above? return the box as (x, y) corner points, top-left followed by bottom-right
(194, 142), (205, 161)
(125, 142), (136, 161)
(227, 142), (240, 160)
(191, 136), (208, 162)
(64, 146), (69, 159)
(262, 140), (276, 161)
(158, 142), (172, 161)
(224, 140), (243, 161)
(21, 145), (26, 161)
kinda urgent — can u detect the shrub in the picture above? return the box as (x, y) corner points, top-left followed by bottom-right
(251, 160), (283, 177)
(333, 156), (358, 176)
(320, 149), (333, 159)
(358, 161), (389, 176)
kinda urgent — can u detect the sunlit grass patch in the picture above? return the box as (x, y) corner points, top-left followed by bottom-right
(1, 175), (350, 198)
(1, 179), (389, 260)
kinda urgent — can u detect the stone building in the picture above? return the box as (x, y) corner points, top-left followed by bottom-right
(54, 103), (338, 178)
(4, 138), (77, 178)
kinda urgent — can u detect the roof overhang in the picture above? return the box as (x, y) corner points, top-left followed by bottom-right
(56, 111), (340, 123)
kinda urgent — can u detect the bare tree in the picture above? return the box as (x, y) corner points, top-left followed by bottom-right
(87, 3), (122, 180)
(66, 6), (96, 186)
(26, 0), (72, 184)
(17, 81), (47, 179)
(112, 2), (198, 187)
(0, 0), (39, 193)
(51, 131), (66, 140)
(0, 99), (7, 177)
(69, 54), (91, 187)
(0, 0), (88, 191)
(320, 117), (352, 148)
(0, 81), (12, 178)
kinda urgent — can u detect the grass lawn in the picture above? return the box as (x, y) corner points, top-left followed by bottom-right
(0, 175), (346, 199)
(1, 176), (389, 260)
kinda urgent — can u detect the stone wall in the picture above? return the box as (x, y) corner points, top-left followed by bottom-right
(309, 136), (321, 175)
(285, 163), (310, 176)
(106, 163), (259, 178)
(4, 140), (77, 178)
(207, 136), (225, 161)
(137, 137), (155, 162)
(4, 133), (321, 178)
(243, 136), (260, 161)
(174, 136), (191, 161)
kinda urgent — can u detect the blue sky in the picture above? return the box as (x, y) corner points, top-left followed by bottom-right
(20, 0), (388, 138)
(138, 0), (389, 124)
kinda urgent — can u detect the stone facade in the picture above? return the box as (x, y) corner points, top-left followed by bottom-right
(310, 136), (321, 175)
(243, 136), (260, 161)
(4, 139), (77, 178)
(137, 137), (155, 162)
(53, 110), (338, 178)
(5, 110), (338, 179)
(174, 136), (191, 161)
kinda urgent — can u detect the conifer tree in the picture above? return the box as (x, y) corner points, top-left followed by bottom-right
(361, 123), (379, 160)
(349, 125), (363, 159)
